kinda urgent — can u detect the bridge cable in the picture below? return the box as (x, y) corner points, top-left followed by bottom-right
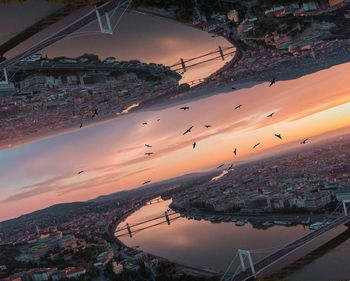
(3, 1), (128, 68)
(221, 253), (238, 280)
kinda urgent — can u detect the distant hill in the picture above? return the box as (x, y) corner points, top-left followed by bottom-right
(91, 171), (215, 203)
(0, 170), (218, 237)
(0, 201), (94, 237)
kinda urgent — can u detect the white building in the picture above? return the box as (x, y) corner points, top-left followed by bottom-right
(103, 57), (116, 64)
(65, 267), (86, 279)
(112, 262), (124, 275)
(305, 191), (331, 210)
(227, 10), (239, 23)
(21, 53), (42, 62)
(335, 187), (350, 201)
(31, 268), (57, 281)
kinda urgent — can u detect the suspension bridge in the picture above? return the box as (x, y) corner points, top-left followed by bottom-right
(0, 1), (130, 70)
(221, 200), (350, 281)
(0, 0), (237, 87)
(115, 210), (181, 238)
(169, 45), (236, 73)
(113, 199), (350, 280)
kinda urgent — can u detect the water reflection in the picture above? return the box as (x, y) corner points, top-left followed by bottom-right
(2, 5), (232, 84)
(1, 63), (350, 221)
(119, 199), (311, 273)
(120, 199), (350, 280)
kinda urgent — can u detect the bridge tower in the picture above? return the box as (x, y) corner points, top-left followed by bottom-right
(165, 211), (170, 225)
(0, 67), (9, 85)
(238, 249), (256, 277)
(126, 223), (132, 237)
(342, 199), (350, 215)
(180, 58), (186, 73)
(218, 46), (225, 60)
(95, 6), (113, 34)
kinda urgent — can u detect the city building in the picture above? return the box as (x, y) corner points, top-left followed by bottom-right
(335, 187), (350, 201)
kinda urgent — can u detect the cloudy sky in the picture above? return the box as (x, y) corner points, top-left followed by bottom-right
(0, 2), (349, 221)
(0, 61), (349, 221)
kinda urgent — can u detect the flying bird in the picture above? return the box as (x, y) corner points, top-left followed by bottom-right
(274, 134), (282, 139)
(183, 126), (194, 135)
(79, 123), (83, 128)
(234, 148), (237, 156)
(253, 142), (260, 149)
(77, 170), (84, 174)
(204, 125), (212, 128)
(300, 138), (308, 144)
(180, 106), (190, 110)
(193, 142), (196, 149)
(142, 122), (147, 125)
(217, 164), (224, 169)
(227, 164), (233, 171)
(145, 144), (152, 148)
(145, 152), (154, 156)
(269, 77), (276, 87)
(157, 119), (160, 121)
(92, 108), (98, 119)
(234, 104), (242, 110)
(143, 181), (151, 185)
(267, 113), (275, 117)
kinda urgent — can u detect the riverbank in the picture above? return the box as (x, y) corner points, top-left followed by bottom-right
(261, 229), (350, 281)
(136, 38), (350, 113)
(169, 202), (343, 231)
(110, 197), (221, 278)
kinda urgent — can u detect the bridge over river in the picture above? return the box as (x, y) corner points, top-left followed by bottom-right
(116, 199), (350, 281)
(222, 211), (350, 281)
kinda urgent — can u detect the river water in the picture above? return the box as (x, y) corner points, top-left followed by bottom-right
(1, 3), (233, 85)
(119, 198), (350, 281)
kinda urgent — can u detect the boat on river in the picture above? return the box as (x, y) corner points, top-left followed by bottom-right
(235, 220), (246, 226)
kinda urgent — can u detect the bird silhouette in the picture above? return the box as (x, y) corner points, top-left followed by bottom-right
(269, 78), (276, 87)
(300, 138), (308, 144)
(274, 134), (282, 139)
(157, 119), (160, 121)
(142, 122), (147, 125)
(143, 181), (151, 185)
(267, 113), (275, 117)
(80, 123), (83, 128)
(92, 108), (98, 119)
(180, 106), (190, 110)
(145, 144), (152, 148)
(183, 126), (193, 135)
(227, 164), (233, 171)
(253, 142), (260, 149)
(234, 148), (237, 156)
(204, 125), (212, 128)
(217, 164), (224, 169)
(232, 87), (236, 90)
(234, 104), (242, 109)
(193, 142), (196, 149)
(78, 170), (84, 174)
(145, 152), (154, 156)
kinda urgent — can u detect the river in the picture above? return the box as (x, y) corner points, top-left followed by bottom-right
(1, 3), (233, 85)
(118, 198), (350, 281)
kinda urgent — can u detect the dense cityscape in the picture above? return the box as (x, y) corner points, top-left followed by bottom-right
(0, 133), (349, 281)
(0, 55), (181, 148)
(171, 134), (350, 223)
(1, 0), (350, 281)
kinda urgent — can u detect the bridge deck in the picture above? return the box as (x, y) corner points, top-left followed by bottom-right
(229, 215), (350, 281)
(0, 1), (123, 69)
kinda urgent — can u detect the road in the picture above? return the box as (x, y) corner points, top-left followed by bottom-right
(229, 215), (350, 281)
(0, 1), (125, 69)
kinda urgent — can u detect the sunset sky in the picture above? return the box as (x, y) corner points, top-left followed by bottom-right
(0, 61), (349, 221)
(0, 2), (350, 221)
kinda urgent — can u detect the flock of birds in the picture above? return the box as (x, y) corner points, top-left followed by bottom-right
(76, 77), (310, 186)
